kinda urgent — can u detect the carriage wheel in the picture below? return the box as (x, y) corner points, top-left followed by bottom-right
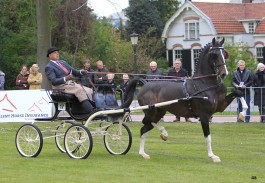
(64, 124), (93, 159)
(15, 124), (43, 158)
(55, 121), (74, 153)
(104, 122), (132, 155)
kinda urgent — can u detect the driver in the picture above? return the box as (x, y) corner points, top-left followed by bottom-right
(45, 47), (94, 114)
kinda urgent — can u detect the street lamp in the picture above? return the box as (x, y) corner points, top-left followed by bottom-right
(130, 32), (139, 74)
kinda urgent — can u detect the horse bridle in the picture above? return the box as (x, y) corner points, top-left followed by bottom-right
(187, 46), (226, 97)
(209, 46), (228, 76)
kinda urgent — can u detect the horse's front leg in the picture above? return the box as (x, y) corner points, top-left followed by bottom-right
(201, 117), (221, 163)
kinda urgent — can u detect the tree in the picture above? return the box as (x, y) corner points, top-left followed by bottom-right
(126, 1), (164, 37)
(0, 0), (38, 89)
(52, 0), (93, 54)
(36, 0), (51, 89)
(126, 0), (179, 64)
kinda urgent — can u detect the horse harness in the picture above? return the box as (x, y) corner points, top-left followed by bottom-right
(181, 75), (223, 118)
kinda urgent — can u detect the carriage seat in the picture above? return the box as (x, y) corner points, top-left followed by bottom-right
(50, 89), (79, 103)
(93, 83), (119, 109)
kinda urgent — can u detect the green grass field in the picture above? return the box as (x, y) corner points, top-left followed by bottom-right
(0, 122), (265, 183)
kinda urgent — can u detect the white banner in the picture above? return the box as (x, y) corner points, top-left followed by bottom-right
(0, 90), (54, 122)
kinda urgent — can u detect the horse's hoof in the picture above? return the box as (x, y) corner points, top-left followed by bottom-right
(160, 134), (168, 141)
(140, 153), (150, 159)
(143, 155), (150, 160)
(238, 113), (245, 122)
(211, 156), (221, 163)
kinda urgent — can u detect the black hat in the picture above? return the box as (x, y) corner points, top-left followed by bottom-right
(47, 47), (59, 57)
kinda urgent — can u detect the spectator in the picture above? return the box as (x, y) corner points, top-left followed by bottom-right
(146, 61), (164, 122)
(146, 61), (164, 80)
(120, 74), (130, 92)
(16, 65), (29, 90)
(119, 74), (130, 104)
(253, 63), (265, 123)
(27, 64), (42, 90)
(45, 47), (94, 114)
(168, 59), (191, 122)
(0, 70), (5, 90)
(232, 60), (253, 122)
(94, 60), (109, 84)
(79, 59), (95, 88)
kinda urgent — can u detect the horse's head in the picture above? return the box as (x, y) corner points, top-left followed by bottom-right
(209, 38), (228, 79)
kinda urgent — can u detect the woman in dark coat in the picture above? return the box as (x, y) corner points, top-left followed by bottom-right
(253, 63), (265, 123)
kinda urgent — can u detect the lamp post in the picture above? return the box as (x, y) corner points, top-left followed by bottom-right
(130, 32), (139, 74)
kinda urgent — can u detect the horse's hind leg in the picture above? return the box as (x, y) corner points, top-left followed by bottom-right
(139, 122), (153, 159)
(151, 122), (168, 141)
(139, 110), (166, 159)
(200, 115), (221, 163)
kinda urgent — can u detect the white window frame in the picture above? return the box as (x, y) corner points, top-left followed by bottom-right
(191, 48), (201, 74)
(174, 49), (182, 61)
(256, 46), (263, 59)
(185, 22), (199, 40)
(249, 22), (254, 33)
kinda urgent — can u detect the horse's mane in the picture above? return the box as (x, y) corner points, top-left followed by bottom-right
(193, 42), (212, 75)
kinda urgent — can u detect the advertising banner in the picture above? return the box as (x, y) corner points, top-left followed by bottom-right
(0, 90), (53, 122)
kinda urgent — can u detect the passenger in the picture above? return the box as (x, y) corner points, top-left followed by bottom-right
(45, 47), (94, 114)
(16, 65), (29, 90)
(27, 64), (42, 90)
(94, 60), (109, 84)
(79, 59), (94, 88)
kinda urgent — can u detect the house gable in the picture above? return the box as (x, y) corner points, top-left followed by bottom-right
(161, 1), (216, 41)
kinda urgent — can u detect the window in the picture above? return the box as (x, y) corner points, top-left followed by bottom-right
(249, 22), (254, 33)
(193, 49), (200, 61)
(185, 22), (199, 40)
(174, 50), (182, 60)
(256, 47), (263, 58)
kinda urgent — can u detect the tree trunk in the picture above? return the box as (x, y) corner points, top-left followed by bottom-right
(36, 0), (51, 89)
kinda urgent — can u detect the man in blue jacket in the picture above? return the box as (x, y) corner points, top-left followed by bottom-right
(45, 47), (93, 114)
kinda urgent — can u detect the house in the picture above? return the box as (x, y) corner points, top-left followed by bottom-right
(162, 0), (265, 74)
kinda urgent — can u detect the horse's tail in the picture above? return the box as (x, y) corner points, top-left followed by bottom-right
(119, 78), (139, 109)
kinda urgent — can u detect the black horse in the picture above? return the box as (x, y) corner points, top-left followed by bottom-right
(137, 38), (246, 162)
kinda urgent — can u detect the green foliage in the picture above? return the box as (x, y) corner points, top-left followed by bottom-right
(126, 1), (164, 36)
(223, 42), (257, 86)
(0, 0), (37, 89)
(137, 27), (166, 58)
(51, 0), (92, 52)
(149, 0), (180, 22)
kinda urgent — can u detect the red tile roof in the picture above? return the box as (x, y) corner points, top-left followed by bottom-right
(192, 2), (265, 34)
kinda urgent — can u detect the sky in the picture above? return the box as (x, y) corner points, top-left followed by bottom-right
(88, 0), (129, 17)
(88, 0), (230, 17)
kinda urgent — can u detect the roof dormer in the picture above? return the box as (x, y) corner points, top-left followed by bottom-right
(238, 19), (261, 33)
